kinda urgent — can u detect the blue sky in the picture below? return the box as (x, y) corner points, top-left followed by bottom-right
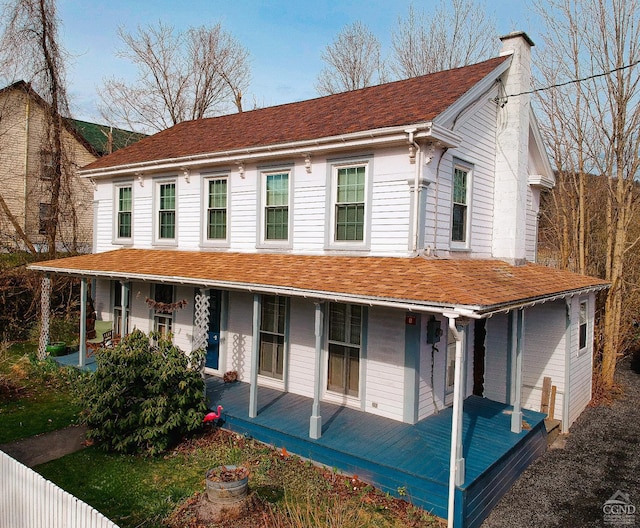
(57, 0), (537, 124)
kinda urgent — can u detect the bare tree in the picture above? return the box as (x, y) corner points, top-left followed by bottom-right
(391, 1), (497, 79)
(99, 22), (250, 133)
(0, 0), (71, 258)
(315, 21), (387, 95)
(535, 0), (640, 392)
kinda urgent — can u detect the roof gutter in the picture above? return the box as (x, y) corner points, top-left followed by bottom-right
(79, 122), (461, 179)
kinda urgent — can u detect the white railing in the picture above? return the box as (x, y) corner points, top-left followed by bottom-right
(0, 450), (120, 528)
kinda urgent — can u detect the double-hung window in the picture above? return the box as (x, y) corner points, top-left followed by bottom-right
(206, 178), (228, 241)
(335, 165), (366, 242)
(39, 203), (51, 235)
(578, 300), (588, 355)
(451, 161), (471, 248)
(116, 185), (132, 240)
(153, 283), (174, 337)
(259, 296), (287, 380)
(327, 303), (362, 397)
(157, 181), (176, 241)
(263, 171), (290, 242)
(113, 281), (130, 335)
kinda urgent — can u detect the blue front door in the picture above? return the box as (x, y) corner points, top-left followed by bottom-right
(206, 290), (222, 370)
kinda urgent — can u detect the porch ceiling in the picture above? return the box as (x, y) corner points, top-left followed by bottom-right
(29, 249), (609, 317)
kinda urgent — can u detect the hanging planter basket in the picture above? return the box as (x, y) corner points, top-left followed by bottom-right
(205, 465), (249, 504)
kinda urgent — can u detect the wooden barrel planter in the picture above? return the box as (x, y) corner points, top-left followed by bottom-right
(205, 465), (249, 504)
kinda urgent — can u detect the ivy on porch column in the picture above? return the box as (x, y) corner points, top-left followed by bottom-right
(309, 302), (324, 439)
(510, 308), (525, 434)
(37, 275), (51, 360)
(249, 294), (261, 418)
(78, 278), (87, 368)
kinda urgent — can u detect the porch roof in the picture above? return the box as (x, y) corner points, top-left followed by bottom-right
(30, 249), (609, 317)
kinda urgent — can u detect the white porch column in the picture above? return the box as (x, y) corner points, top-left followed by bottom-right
(37, 275), (51, 360)
(309, 302), (324, 439)
(78, 278), (87, 368)
(446, 314), (467, 528)
(510, 308), (525, 433)
(119, 281), (129, 337)
(248, 294), (261, 418)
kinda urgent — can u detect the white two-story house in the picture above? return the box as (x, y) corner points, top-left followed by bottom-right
(32, 32), (608, 527)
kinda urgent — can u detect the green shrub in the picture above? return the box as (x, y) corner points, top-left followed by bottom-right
(81, 329), (207, 455)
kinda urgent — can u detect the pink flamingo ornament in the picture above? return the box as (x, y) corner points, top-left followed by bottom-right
(203, 405), (223, 423)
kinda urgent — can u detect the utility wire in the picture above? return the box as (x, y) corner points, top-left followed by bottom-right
(506, 60), (640, 98)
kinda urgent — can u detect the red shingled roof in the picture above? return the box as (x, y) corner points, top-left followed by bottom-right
(83, 56), (509, 172)
(31, 249), (608, 315)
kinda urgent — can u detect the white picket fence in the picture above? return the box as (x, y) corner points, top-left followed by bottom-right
(0, 450), (120, 528)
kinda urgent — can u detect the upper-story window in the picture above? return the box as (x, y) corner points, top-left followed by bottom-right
(39, 202), (51, 235)
(261, 170), (290, 243)
(156, 180), (176, 242)
(206, 177), (228, 241)
(451, 161), (472, 248)
(326, 160), (371, 250)
(335, 165), (366, 241)
(116, 185), (133, 240)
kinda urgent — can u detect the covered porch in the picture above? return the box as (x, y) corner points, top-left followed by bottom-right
(205, 376), (547, 528)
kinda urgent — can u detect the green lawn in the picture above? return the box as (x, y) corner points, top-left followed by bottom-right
(2, 341), (438, 528)
(0, 342), (83, 443)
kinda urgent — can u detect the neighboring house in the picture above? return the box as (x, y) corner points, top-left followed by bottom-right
(31, 33), (608, 527)
(0, 81), (143, 253)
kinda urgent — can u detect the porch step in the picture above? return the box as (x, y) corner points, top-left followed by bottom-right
(544, 418), (562, 447)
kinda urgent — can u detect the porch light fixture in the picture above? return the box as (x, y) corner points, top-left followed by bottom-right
(89, 177), (97, 191)
(135, 172), (144, 187)
(304, 153), (312, 173)
(237, 161), (245, 178)
(424, 143), (436, 164)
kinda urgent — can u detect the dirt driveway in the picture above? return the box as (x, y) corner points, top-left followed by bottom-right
(482, 356), (640, 528)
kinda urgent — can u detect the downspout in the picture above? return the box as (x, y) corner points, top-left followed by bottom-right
(446, 314), (466, 528)
(406, 129), (422, 254)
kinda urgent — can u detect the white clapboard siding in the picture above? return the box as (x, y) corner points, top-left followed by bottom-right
(292, 185), (327, 251)
(0, 451), (119, 528)
(568, 293), (595, 427)
(286, 298), (317, 398)
(522, 302), (566, 420)
(364, 307), (406, 420)
(224, 291), (254, 381)
(484, 313), (510, 404)
(525, 187), (539, 262)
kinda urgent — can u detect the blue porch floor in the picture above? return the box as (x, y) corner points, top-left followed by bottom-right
(206, 377), (547, 527)
(53, 350), (97, 371)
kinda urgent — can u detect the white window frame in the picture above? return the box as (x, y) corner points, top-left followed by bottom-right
(578, 299), (588, 356)
(450, 160), (472, 250)
(112, 281), (130, 335)
(324, 303), (363, 403)
(113, 182), (133, 244)
(327, 159), (371, 251)
(201, 174), (230, 247)
(258, 168), (292, 248)
(152, 283), (174, 338)
(258, 295), (288, 384)
(153, 178), (177, 245)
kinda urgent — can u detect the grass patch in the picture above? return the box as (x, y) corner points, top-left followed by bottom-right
(38, 430), (441, 528)
(0, 342), (83, 443)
